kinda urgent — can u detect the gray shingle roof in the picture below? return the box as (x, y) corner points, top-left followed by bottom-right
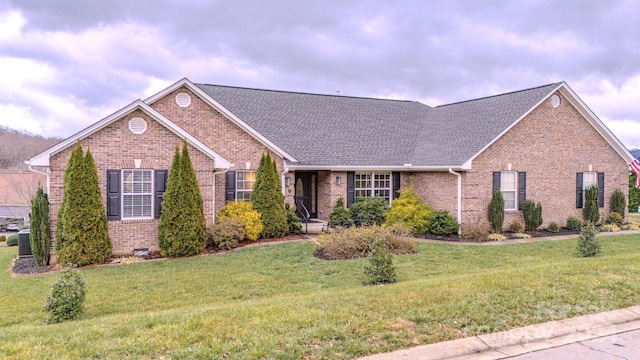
(195, 82), (562, 167)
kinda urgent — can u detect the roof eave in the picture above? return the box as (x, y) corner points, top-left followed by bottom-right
(286, 164), (469, 171)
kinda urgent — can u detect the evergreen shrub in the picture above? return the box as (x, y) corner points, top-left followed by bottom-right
(566, 215), (582, 231)
(328, 197), (353, 227)
(630, 173), (640, 213)
(583, 186), (600, 224)
(0, 235), (5, 242)
(577, 221), (601, 257)
(285, 203), (302, 235)
(488, 190), (504, 233)
(460, 223), (490, 242)
(218, 202), (263, 241)
(251, 153), (288, 238)
(352, 196), (389, 227)
(207, 217), (245, 250)
(384, 187), (431, 232)
(43, 267), (86, 324)
(604, 212), (623, 227)
(364, 238), (398, 285)
(29, 186), (51, 266)
(6, 234), (18, 246)
(547, 222), (559, 233)
(429, 210), (459, 235)
(611, 189), (626, 216)
(522, 200), (543, 231)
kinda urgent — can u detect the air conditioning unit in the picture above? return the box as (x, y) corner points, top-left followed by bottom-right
(18, 229), (32, 258)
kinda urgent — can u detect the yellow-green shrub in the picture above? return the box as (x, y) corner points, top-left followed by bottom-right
(314, 226), (417, 260)
(384, 187), (433, 234)
(218, 202), (263, 241)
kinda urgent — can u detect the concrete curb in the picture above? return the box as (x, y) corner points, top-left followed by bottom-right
(357, 305), (640, 360)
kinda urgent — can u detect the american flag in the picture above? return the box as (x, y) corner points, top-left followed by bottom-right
(631, 159), (640, 188)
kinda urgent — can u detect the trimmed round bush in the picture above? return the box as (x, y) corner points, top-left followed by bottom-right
(384, 187), (432, 233)
(547, 222), (559, 233)
(218, 201), (263, 241)
(351, 196), (388, 226)
(329, 197), (353, 227)
(604, 212), (623, 227)
(207, 217), (245, 250)
(507, 220), (525, 233)
(43, 267), (86, 324)
(6, 234), (18, 246)
(566, 216), (582, 231)
(0, 235), (6, 243)
(429, 210), (459, 235)
(314, 226), (417, 260)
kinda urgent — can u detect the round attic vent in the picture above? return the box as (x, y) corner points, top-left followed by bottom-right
(550, 95), (560, 108)
(175, 92), (192, 107)
(128, 117), (147, 134)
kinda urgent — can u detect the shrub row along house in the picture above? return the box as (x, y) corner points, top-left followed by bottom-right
(27, 79), (635, 259)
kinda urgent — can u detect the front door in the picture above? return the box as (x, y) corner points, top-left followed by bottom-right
(295, 172), (317, 219)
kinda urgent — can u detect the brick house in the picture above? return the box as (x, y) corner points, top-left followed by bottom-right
(27, 78), (634, 256)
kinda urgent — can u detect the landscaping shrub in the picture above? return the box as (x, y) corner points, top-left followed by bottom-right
(547, 222), (559, 233)
(460, 223), (489, 242)
(56, 143), (111, 266)
(600, 223), (620, 232)
(488, 190), (504, 233)
(577, 221), (601, 257)
(604, 212), (623, 227)
(522, 200), (543, 231)
(207, 217), (245, 250)
(487, 233), (507, 241)
(285, 203), (302, 235)
(328, 197), (353, 227)
(512, 233), (532, 239)
(630, 173), (640, 213)
(611, 189), (626, 216)
(583, 185), (600, 224)
(251, 153), (288, 238)
(622, 223), (640, 230)
(29, 186), (51, 266)
(0, 235), (5, 242)
(313, 226), (417, 260)
(43, 267), (86, 324)
(159, 142), (206, 257)
(364, 238), (398, 285)
(351, 196), (389, 227)
(384, 187), (431, 232)
(6, 234), (18, 246)
(566, 216), (582, 231)
(429, 210), (459, 235)
(507, 220), (525, 233)
(217, 201), (263, 241)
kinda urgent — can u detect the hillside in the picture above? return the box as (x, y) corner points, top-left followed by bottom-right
(0, 126), (61, 172)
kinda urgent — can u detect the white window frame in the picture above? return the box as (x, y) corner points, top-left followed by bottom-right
(122, 169), (153, 219)
(236, 170), (257, 202)
(355, 172), (392, 204)
(500, 171), (517, 211)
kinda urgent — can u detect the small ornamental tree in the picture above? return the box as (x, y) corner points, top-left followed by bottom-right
(629, 173), (640, 213)
(610, 188), (626, 217)
(251, 153), (288, 238)
(56, 144), (112, 266)
(577, 221), (601, 257)
(159, 142), (206, 257)
(522, 200), (543, 232)
(364, 238), (398, 285)
(29, 186), (51, 266)
(384, 187), (431, 232)
(583, 185), (600, 224)
(43, 267), (86, 324)
(488, 190), (505, 233)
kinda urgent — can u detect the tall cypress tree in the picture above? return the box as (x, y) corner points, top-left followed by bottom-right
(55, 142), (84, 253)
(159, 141), (206, 257)
(29, 186), (51, 266)
(57, 144), (112, 266)
(251, 153), (288, 238)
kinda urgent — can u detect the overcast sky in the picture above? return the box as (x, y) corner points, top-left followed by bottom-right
(1, 0), (639, 149)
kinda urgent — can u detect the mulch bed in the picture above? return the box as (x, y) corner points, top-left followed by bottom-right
(11, 257), (59, 276)
(416, 228), (581, 243)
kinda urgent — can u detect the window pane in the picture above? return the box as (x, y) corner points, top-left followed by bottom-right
(122, 169), (153, 219)
(236, 171), (256, 202)
(503, 191), (516, 210)
(583, 172), (597, 190)
(500, 171), (516, 191)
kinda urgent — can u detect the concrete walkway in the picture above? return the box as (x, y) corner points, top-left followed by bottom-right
(358, 305), (640, 360)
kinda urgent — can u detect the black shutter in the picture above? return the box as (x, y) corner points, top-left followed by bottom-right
(106, 170), (121, 220)
(598, 172), (605, 208)
(346, 172), (355, 207)
(392, 172), (401, 200)
(225, 171), (236, 203)
(576, 172), (584, 208)
(154, 170), (168, 219)
(518, 172), (526, 210)
(493, 171), (501, 192)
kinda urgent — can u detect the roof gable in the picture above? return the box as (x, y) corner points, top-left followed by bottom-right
(27, 100), (231, 168)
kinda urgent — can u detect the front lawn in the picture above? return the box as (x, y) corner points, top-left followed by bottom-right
(2, 235), (640, 359)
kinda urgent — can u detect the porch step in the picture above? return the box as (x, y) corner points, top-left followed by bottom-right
(301, 220), (328, 234)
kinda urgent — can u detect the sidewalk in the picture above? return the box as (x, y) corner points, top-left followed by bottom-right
(358, 305), (640, 360)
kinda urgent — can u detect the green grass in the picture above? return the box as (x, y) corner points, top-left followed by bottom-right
(2, 235), (640, 359)
(629, 212), (640, 223)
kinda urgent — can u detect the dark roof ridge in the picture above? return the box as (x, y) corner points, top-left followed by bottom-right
(195, 83), (421, 104)
(435, 82), (563, 108)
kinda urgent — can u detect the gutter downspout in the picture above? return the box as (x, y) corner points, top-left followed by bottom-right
(281, 165), (289, 196)
(448, 168), (462, 235)
(28, 164), (51, 194)
(212, 169), (229, 224)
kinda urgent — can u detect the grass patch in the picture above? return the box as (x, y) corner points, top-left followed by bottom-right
(629, 212), (640, 224)
(1, 235), (640, 359)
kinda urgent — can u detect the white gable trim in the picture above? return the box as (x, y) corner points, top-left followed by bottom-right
(27, 100), (232, 169)
(144, 78), (298, 162)
(465, 82), (635, 165)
